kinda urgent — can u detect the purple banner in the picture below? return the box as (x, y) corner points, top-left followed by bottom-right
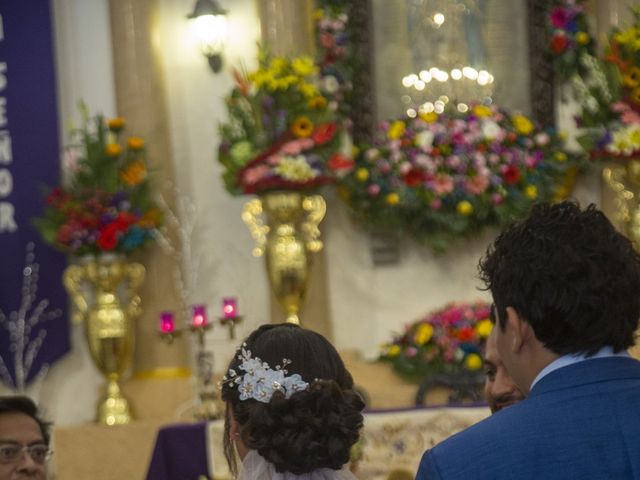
(0, 1), (70, 388)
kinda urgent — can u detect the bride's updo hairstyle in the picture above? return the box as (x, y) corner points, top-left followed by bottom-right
(221, 323), (365, 476)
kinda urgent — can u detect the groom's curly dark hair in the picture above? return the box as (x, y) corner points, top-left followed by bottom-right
(221, 323), (364, 476)
(479, 201), (640, 355)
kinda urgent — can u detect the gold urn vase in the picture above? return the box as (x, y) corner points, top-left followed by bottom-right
(242, 191), (326, 324)
(63, 254), (145, 425)
(603, 158), (640, 248)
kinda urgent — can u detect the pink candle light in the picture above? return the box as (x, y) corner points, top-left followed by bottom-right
(160, 311), (175, 334)
(192, 304), (207, 327)
(222, 297), (238, 318)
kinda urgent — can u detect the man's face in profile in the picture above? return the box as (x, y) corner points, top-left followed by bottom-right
(483, 327), (526, 413)
(0, 412), (47, 480)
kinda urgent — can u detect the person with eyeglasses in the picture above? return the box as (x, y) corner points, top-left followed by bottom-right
(0, 396), (52, 480)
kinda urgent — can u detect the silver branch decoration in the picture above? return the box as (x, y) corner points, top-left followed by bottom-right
(0, 242), (61, 392)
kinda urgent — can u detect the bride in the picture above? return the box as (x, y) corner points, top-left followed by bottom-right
(220, 323), (365, 480)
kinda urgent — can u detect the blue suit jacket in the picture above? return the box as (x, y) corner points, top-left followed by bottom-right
(416, 356), (640, 479)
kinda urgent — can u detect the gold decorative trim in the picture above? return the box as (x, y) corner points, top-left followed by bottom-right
(133, 367), (192, 380)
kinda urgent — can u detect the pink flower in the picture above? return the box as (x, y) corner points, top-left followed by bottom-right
(242, 165), (270, 185)
(433, 173), (454, 194)
(430, 198), (442, 210)
(550, 7), (571, 29)
(367, 184), (381, 197)
(491, 193), (504, 205)
(280, 138), (314, 155)
(466, 175), (490, 194)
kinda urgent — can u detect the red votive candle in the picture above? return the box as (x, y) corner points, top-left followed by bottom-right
(160, 311), (175, 333)
(222, 297), (238, 318)
(192, 304), (207, 327)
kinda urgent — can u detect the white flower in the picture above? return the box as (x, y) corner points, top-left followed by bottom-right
(481, 120), (501, 140)
(415, 130), (435, 150)
(322, 75), (340, 94)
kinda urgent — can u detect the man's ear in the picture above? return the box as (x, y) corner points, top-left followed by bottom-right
(505, 306), (531, 353)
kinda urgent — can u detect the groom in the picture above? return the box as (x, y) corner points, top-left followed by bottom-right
(416, 201), (640, 479)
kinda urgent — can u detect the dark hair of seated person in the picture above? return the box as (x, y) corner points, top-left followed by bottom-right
(220, 323), (365, 476)
(479, 201), (640, 355)
(0, 395), (52, 445)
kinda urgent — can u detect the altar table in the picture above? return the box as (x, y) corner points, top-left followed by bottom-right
(146, 405), (490, 480)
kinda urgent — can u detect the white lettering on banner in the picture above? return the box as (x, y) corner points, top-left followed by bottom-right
(0, 98), (6, 127)
(0, 131), (11, 164)
(0, 202), (16, 232)
(0, 63), (6, 91)
(0, 168), (12, 197)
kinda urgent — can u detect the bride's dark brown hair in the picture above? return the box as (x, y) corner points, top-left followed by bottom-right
(221, 323), (364, 476)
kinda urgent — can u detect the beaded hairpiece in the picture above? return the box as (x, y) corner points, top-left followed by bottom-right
(221, 344), (310, 403)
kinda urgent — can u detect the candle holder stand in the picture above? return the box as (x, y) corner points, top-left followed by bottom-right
(159, 314), (243, 421)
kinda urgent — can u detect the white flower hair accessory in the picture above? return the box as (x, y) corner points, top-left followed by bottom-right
(222, 344), (310, 403)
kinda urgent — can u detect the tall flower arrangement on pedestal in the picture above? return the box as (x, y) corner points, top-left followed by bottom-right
(34, 107), (162, 255)
(218, 50), (350, 196)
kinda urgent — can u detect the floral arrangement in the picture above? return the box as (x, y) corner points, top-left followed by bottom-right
(338, 104), (581, 251)
(34, 108), (161, 255)
(547, 0), (595, 82)
(380, 301), (493, 380)
(577, 8), (640, 157)
(217, 50), (348, 196)
(314, 2), (353, 120)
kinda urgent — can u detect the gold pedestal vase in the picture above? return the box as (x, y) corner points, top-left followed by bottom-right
(242, 191), (326, 324)
(603, 158), (640, 248)
(63, 254), (145, 425)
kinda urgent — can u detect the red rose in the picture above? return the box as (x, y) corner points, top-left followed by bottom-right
(328, 153), (354, 172)
(550, 35), (569, 54)
(457, 326), (475, 342)
(502, 165), (521, 185)
(403, 168), (425, 187)
(97, 224), (119, 250)
(312, 123), (338, 145)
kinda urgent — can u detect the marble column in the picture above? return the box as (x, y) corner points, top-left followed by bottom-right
(257, 0), (334, 340)
(107, 0), (192, 416)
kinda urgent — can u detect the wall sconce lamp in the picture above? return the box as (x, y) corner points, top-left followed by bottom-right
(188, 0), (228, 73)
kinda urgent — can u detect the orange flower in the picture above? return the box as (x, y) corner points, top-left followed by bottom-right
(139, 208), (162, 228)
(120, 160), (147, 186)
(290, 116), (314, 138)
(105, 143), (122, 157)
(107, 117), (125, 131)
(308, 96), (327, 110)
(127, 136), (145, 151)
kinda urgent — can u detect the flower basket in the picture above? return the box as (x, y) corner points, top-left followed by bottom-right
(33, 106), (162, 255)
(338, 104), (582, 252)
(380, 301), (493, 382)
(217, 51), (350, 196)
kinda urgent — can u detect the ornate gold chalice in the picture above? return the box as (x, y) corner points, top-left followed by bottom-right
(242, 191), (326, 324)
(63, 254), (145, 425)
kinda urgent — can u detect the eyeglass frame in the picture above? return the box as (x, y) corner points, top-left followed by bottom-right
(0, 442), (53, 465)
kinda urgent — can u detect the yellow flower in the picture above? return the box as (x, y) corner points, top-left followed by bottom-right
(139, 208), (162, 228)
(472, 105), (492, 117)
(269, 57), (288, 74)
(457, 200), (473, 216)
(386, 345), (401, 358)
(525, 185), (538, 200)
(614, 27), (637, 45)
(290, 116), (314, 138)
(355, 168), (369, 182)
(512, 114), (534, 135)
(415, 324), (434, 345)
(107, 117), (125, 131)
(419, 111), (438, 123)
(308, 96), (328, 110)
(120, 160), (147, 186)
(475, 319), (493, 339)
(464, 353), (483, 371)
(387, 121), (406, 140)
(291, 56), (317, 77)
(274, 155), (316, 181)
(105, 143), (122, 157)
(385, 193), (400, 205)
(313, 8), (324, 21)
(576, 31), (590, 45)
(127, 136), (145, 151)
(298, 81), (319, 98)
(554, 151), (567, 162)
(623, 67), (640, 88)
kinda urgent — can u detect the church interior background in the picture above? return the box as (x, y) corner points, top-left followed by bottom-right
(2, 0), (640, 478)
